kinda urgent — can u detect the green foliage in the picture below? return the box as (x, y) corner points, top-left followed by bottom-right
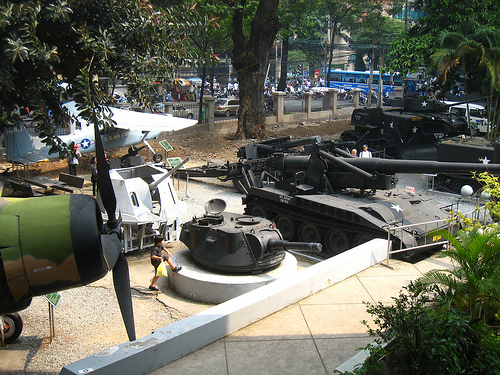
(475, 172), (500, 221)
(355, 282), (499, 375)
(420, 227), (500, 325)
(388, 0), (500, 76)
(388, 32), (434, 76)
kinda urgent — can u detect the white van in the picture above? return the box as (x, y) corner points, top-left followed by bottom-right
(446, 102), (489, 134)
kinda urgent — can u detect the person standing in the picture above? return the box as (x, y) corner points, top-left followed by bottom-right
(351, 148), (358, 157)
(90, 156), (98, 196)
(69, 143), (82, 176)
(149, 235), (182, 291)
(359, 144), (372, 158)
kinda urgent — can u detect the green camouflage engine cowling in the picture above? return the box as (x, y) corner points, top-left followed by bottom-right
(0, 195), (107, 315)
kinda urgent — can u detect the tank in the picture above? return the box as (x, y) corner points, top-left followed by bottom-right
(241, 144), (500, 258)
(430, 137), (500, 193)
(179, 199), (322, 273)
(340, 97), (473, 160)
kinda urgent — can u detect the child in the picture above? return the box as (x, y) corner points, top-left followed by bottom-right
(149, 235), (182, 291)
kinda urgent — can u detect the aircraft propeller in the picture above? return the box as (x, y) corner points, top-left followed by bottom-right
(93, 111), (136, 341)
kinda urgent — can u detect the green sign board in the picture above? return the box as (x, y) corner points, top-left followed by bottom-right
(167, 157), (186, 169)
(159, 140), (173, 152)
(44, 292), (62, 308)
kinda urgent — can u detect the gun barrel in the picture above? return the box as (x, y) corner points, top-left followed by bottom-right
(343, 157), (500, 175)
(268, 239), (323, 253)
(284, 136), (322, 149)
(149, 156), (191, 191)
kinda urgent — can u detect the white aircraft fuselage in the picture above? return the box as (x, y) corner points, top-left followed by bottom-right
(3, 102), (197, 164)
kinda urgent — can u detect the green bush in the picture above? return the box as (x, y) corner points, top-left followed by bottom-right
(349, 282), (500, 375)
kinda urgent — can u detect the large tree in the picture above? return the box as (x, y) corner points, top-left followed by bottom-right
(220, 0), (281, 140)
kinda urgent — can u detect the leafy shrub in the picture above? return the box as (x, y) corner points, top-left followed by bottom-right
(350, 282), (500, 375)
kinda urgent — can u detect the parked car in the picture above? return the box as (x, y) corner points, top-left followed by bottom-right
(154, 103), (194, 119)
(447, 102), (488, 134)
(214, 98), (239, 117)
(173, 105), (194, 119)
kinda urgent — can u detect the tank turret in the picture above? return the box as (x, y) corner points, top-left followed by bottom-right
(179, 199), (322, 273)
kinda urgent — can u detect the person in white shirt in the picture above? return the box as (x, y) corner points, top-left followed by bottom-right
(359, 144), (372, 158)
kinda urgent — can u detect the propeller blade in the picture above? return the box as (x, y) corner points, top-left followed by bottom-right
(91, 105), (135, 341)
(113, 253), (136, 341)
(101, 233), (122, 270)
(93, 111), (116, 223)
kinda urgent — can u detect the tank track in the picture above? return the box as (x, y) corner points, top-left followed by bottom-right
(244, 196), (388, 254)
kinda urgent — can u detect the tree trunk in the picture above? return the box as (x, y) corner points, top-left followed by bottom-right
(277, 36), (289, 92)
(198, 64), (207, 122)
(230, 0), (281, 140)
(326, 26), (335, 87)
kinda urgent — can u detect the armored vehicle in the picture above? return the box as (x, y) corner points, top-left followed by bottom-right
(241, 144), (500, 257)
(340, 97), (472, 160)
(179, 199), (322, 273)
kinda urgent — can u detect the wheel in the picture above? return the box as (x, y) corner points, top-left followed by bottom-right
(186, 113), (194, 119)
(275, 215), (297, 241)
(3, 313), (23, 343)
(153, 153), (163, 163)
(298, 223), (323, 243)
(450, 178), (464, 193)
(224, 110), (231, 117)
(250, 205), (267, 218)
(324, 229), (351, 256)
(353, 233), (377, 247)
(128, 145), (139, 156)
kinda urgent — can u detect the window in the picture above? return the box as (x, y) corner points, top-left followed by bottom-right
(130, 192), (139, 207)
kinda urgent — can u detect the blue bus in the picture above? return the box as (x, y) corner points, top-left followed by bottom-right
(328, 70), (403, 96)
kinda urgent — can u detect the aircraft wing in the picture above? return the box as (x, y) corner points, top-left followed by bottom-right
(65, 101), (198, 132)
(109, 107), (197, 132)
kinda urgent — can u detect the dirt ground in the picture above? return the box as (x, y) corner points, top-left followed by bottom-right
(23, 118), (351, 177)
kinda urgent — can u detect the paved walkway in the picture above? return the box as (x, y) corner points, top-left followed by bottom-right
(147, 254), (453, 375)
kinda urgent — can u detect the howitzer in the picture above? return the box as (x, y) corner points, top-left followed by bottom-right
(243, 144), (500, 258)
(268, 146), (500, 192)
(174, 136), (324, 193)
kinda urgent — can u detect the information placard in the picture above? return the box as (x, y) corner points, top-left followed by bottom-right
(159, 140), (173, 152)
(44, 292), (62, 308)
(167, 157), (186, 169)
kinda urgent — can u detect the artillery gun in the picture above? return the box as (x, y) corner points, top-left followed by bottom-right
(179, 199), (322, 273)
(241, 143), (500, 258)
(99, 158), (190, 252)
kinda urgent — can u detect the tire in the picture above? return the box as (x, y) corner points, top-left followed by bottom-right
(3, 313), (23, 343)
(324, 229), (351, 256)
(187, 113), (194, 119)
(224, 110), (231, 117)
(275, 215), (297, 241)
(128, 146), (138, 156)
(250, 205), (267, 218)
(153, 153), (163, 163)
(450, 178), (464, 193)
(298, 223), (323, 243)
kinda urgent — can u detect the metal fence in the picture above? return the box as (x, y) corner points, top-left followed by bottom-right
(383, 204), (489, 267)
